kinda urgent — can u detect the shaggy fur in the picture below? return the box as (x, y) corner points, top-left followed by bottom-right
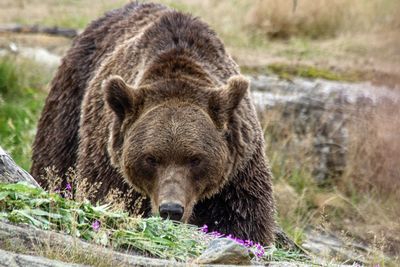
(31, 2), (275, 244)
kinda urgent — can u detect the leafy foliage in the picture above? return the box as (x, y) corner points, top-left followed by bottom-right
(0, 182), (310, 263)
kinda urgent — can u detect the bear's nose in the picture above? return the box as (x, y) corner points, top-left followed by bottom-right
(159, 202), (184, 221)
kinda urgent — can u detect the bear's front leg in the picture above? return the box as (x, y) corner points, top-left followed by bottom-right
(191, 152), (275, 245)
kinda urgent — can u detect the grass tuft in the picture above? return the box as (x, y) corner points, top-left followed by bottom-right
(0, 58), (20, 97)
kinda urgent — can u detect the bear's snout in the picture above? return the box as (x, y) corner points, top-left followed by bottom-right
(159, 202), (184, 221)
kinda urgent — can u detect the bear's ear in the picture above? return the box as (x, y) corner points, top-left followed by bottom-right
(208, 75), (249, 128)
(103, 76), (142, 121)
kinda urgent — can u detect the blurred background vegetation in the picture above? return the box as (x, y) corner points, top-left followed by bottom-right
(0, 0), (399, 265)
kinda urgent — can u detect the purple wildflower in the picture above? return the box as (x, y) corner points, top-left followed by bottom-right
(200, 224), (208, 233)
(254, 243), (265, 257)
(92, 220), (101, 232)
(65, 183), (72, 191)
(244, 239), (254, 247)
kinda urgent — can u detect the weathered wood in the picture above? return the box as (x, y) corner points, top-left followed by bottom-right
(0, 146), (40, 187)
(0, 248), (86, 267)
(0, 24), (78, 38)
(0, 220), (185, 267)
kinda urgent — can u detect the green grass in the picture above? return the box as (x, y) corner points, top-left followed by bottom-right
(11, 0), (128, 29)
(268, 152), (316, 245)
(241, 61), (361, 82)
(0, 182), (311, 265)
(0, 56), (51, 171)
(267, 63), (360, 82)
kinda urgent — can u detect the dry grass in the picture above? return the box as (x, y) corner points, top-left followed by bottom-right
(261, 107), (321, 244)
(343, 102), (400, 197)
(338, 101), (400, 257)
(246, 0), (350, 38)
(260, 100), (400, 264)
(0, 0), (128, 28)
(246, 0), (400, 39)
(0, 0), (399, 85)
(2, 0), (397, 40)
(35, 244), (118, 267)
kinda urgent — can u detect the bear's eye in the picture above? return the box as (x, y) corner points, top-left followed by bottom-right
(145, 155), (159, 167)
(189, 156), (202, 167)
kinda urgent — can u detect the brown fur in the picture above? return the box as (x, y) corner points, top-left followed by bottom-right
(31, 2), (275, 244)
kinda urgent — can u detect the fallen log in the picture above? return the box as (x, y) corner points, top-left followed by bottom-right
(0, 24), (78, 38)
(0, 220), (184, 266)
(0, 146), (40, 187)
(0, 248), (85, 267)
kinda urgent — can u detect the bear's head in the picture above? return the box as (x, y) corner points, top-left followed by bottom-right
(103, 75), (249, 222)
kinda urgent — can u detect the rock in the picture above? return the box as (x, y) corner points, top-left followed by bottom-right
(274, 227), (306, 253)
(0, 44), (62, 69)
(18, 47), (61, 67)
(302, 227), (370, 265)
(249, 74), (400, 183)
(0, 24), (78, 38)
(0, 248), (86, 267)
(268, 263), (321, 267)
(0, 146), (40, 187)
(195, 238), (251, 265)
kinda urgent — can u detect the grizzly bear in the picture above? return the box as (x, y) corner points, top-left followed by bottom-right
(31, 2), (275, 244)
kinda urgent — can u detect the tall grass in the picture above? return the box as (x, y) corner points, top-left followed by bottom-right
(0, 56), (50, 170)
(245, 0), (400, 39)
(246, 0), (350, 38)
(0, 0), (398, 43)
(338, 102), (400, 257)
(0, 0), (128, 29)
(261, 108), (319, 244)
(161, 0), (400, 42)
(261, 101), (400, 264)
(343, 102), (400, 197)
